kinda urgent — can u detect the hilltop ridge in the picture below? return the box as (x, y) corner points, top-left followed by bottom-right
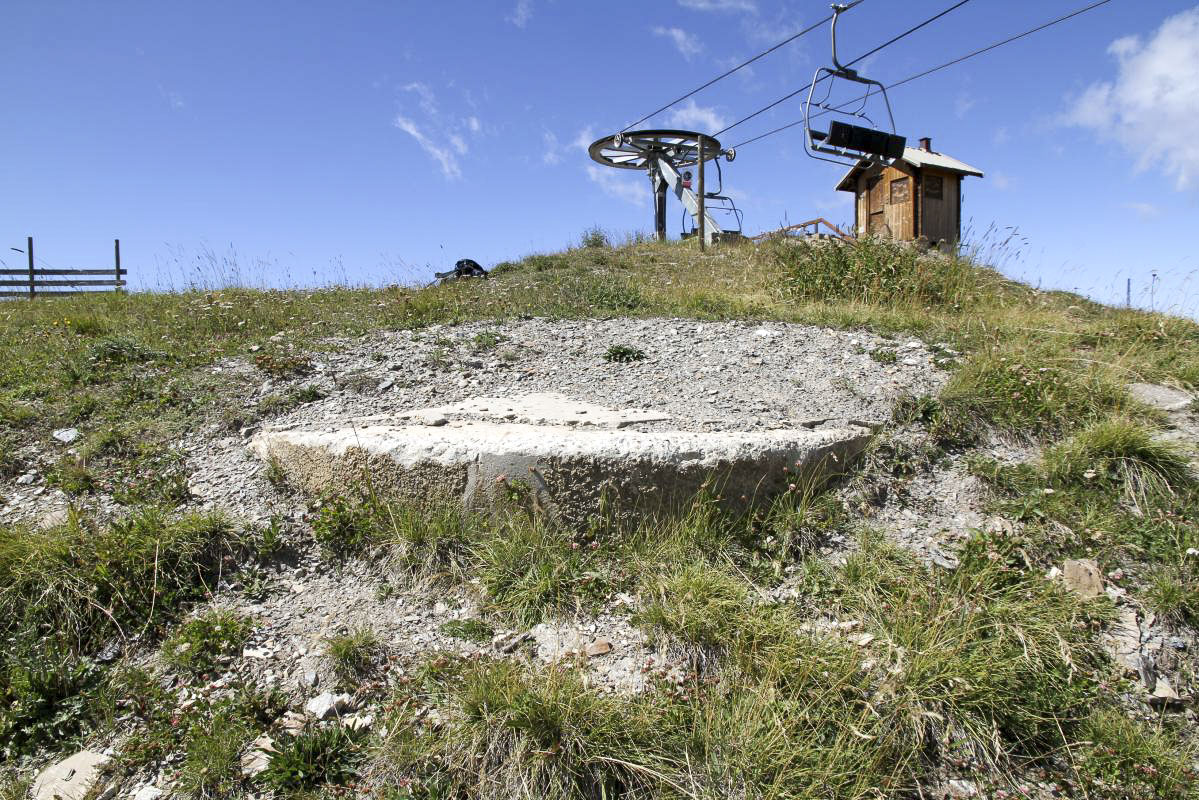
(1, 234), (1197, 799)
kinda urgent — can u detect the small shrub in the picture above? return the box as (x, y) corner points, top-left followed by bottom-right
(940, 349), (1125, 437)
(259, 726), (363, 793)
(1143, 567), (1198, 625)
(46, 457), (96, 495)
(0, 643), (100, 758)
(635, 563), (748, 650)
(264, 457), (289, 490)
(313, 496), (376, 557)
(177, 708), (252, 800)
(471, 330), (505, 352)
(324, 627), (380, 684)
(586, 284), (645, 313)
(87, 336), (163, 367)
(163, 610), (254, 675)
(604, 344), (646, 363)
(580, 227), (611, 249)
(0, 397), (35, 429)
(772, 236), (995, 308)
(440, 618), (495, 644)
(1045, 417), (1193, 499)
(253, 350), (312, 378)
(870, 348), (897, 365)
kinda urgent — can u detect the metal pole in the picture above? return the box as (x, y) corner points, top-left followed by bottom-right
(26, 237), (34, 299)
(654, 175), (667, 242)
(1126, 278), (1131, 308)
(114, 239), (121, 293)
(697, 136), (706, 251)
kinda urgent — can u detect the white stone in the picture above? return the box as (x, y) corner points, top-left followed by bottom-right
(132, 785), (164, 800)
(16, 471), (36, 485)
(32, 751), (109, 800)
(241, 734), (277, 777)
(305, 691), (353, 720)
(1153, 676), (1180, 701)
(51, 427), (80, 445)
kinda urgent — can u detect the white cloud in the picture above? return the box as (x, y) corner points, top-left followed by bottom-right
(1124, 201), (1160, 219)
(653, 26), (703, 60)
(678, 0), (756, 11)
(572, 126), (597, 152)
(394, 116), (462, 179)
(992, 127), (1010, 146)
(954, 92), (975, 119)
(992, 172), (1012, 191)
(543, 131), (562, 165)
(1063, 6), (1199, 190)
(666, 100), (727, 134)
(508, 0), (533, 27)
(394, 82), (485, 180)
(585, 165), (646, 207)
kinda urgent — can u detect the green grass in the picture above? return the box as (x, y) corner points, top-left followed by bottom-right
(1, 236), (1198, 795)
(0, 510), (245, 757)
(260, 726), (364, 795)
(603, 343), (646, 363)
(324, 627), (381, 685)
(162, 609), (254, 676)
(439, 618), (495, 644)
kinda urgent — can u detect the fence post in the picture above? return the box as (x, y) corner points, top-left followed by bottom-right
(114, 239), (121, 293)
(26, 237), (34, 299)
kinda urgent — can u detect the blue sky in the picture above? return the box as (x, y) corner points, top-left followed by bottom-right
(3, 1), (1198, 315)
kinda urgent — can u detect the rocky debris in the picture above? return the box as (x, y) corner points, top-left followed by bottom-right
(1128, 382), (1194, 412)
(240, 734), (277, 778)
(1060, 559), (1104, 598)
(32, 750), (110, 800)
(51, 427), (80, 445)
(131, 784), (164, 800)
(253, 393), (874, 525)
(304, 691), (354, 720)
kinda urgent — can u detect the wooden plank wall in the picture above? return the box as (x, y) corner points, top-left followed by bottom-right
(917, 169), (959, 243)
(855, 163), (916, 240)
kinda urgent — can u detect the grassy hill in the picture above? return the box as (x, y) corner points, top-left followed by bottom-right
(1, 235), (1197, 799)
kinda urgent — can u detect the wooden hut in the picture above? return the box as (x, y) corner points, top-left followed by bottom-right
(835, 137), (983, 243)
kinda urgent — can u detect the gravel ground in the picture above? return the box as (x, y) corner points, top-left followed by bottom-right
(261, 317), (951, 433)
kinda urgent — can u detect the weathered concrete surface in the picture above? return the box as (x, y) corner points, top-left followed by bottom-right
(372, 392), (672, 429)
(32, 750), (109, 800)
(252, 394), (871, 524)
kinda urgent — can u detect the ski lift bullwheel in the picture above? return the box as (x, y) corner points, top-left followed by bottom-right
(587, 129), (729, 171)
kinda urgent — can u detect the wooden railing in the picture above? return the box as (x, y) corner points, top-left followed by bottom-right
(749, 218), (855, 242)
(1, 238), (126, 298)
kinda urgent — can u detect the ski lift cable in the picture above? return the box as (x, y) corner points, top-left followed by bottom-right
(620, 13), (837, 134)
(728, 0), (1115, 150)
(711, 0), (976, 138)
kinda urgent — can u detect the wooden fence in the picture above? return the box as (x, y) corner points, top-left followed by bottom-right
(748, 218), (855, 242)
(1, 238), (126, 298)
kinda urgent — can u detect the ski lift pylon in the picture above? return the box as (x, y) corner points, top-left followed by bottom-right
(804, 2), (906, 167)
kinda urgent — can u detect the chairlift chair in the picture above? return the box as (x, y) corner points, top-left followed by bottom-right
(804, 2), (906, 167)
(679, 158), (744, 241)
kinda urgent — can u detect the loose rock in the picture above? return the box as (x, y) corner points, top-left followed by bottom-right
(1061, 559), (1104, 598)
